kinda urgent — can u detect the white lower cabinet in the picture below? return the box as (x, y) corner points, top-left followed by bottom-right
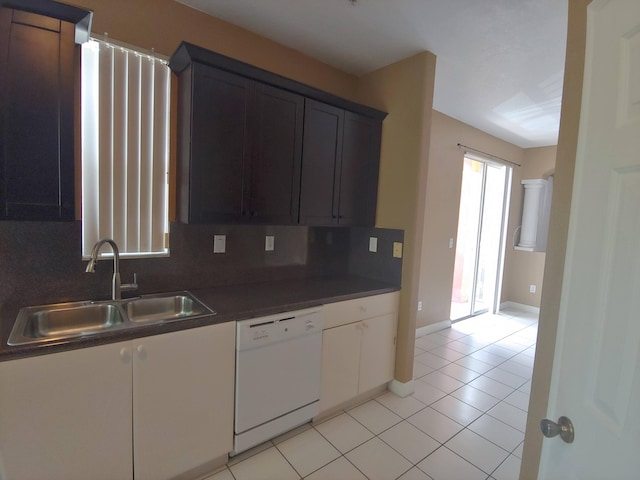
(0, 322), (235, 480)
(319, 292), (399, 414)
(133, 322), (235, 480)
(0, 341), (132, 480)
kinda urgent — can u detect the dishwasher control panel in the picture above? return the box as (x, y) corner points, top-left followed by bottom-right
(236, 307), (324, 351)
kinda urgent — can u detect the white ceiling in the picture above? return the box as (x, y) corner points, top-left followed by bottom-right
(177, 0), (568, 148)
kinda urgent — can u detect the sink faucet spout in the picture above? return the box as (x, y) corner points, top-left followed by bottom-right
(86, 239), (138, 300)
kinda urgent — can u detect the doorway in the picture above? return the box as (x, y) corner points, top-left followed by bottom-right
(450, 156), (511, 321)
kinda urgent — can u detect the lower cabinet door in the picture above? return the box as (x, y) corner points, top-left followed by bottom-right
(318, 322), (361, 413)
(358, 314), (397, 393)
(132, 322), (235, 480)
(0, 342), (133, 480)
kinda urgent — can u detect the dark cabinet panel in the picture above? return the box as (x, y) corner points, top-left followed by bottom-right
(339, 112), (382, 226)
(300, 101), (381, 227)
(0, 9), (75, 220)
(299, 100), (344, 226)
(248, 83), (304, 224)
(170, 42), (386, 227)
(177, 64), (305, 225)
(179, 64), (252, 223)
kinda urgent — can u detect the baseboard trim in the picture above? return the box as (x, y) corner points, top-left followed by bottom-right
(388, 379), (415, 398)
(500, 301), (540, 315)
(415, 320), (451, 338)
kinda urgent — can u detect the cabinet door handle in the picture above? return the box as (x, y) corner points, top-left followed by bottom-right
(136, 344), (147, 359)
(119, 347), (131, 363)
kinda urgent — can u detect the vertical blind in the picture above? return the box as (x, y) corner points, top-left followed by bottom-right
(81, 38), (170, 257)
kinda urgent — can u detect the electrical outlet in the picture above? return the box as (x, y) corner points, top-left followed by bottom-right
(265, 235), (275, 251)
(369, 237), (378, 253)
(213, 235), (226, 253)
(418, 301), (423, 311)
(449, 237), (454, 249)
(530, 284), (536, 293)
(393, 242), (403, 258)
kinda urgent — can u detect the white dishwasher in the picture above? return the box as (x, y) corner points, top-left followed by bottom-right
(233, 306), (324, 455)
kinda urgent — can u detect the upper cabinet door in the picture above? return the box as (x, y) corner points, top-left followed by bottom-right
(170, 43), (386, 227)
(0, 9), (75, 221)
(248, 83), (304, 224)
(299, 99), (344, 226)
(338, 112), (382, 226)
(180, 63), (253, 223)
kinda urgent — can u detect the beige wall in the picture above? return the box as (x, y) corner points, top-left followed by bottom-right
(357, 53), (437, 383)
(501, 146), (557, 308)
(73, 0), (359, 99)
(520, 0), (590, 477)
(418, 111), (525, 328)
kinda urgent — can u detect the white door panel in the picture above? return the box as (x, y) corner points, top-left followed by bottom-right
(538, 1), (640, 478)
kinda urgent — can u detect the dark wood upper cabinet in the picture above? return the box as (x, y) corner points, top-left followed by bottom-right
(176, 63), (304, 224)
(249, 83), (304, 224)
(0, 2), (92, 221)
(170, 42), (386, 227)
(338, 112), (382, 226)
(299, 100), (344, 225)
(180, 63), (253, 223)
(299, 101), (382, 227)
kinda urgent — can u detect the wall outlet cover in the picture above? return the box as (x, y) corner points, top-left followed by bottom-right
(529, 284), (537, 293)
(213, 235), (226, 254)
(369, 237), (378, 253)
(393, 242), (403, 258)
(418, 301), (423, 311)
(265, 235), (275, 251)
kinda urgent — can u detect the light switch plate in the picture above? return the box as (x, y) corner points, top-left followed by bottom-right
(393, 242), (403, 258)
(265, 235), (275, 251)
(369, 237), (378, 253)
(213, 235), (226, 253)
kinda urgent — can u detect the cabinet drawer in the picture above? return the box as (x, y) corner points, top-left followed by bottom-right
(324, 291), (399, 329)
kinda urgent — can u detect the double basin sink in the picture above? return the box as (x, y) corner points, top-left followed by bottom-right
(8, 292), (215, 346)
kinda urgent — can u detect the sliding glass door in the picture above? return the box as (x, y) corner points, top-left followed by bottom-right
(450, 156), (511, 321)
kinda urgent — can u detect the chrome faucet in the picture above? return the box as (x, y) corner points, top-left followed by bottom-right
(86, 239), (138, 300)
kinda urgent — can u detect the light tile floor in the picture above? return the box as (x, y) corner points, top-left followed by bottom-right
(209, 306), (538, 480)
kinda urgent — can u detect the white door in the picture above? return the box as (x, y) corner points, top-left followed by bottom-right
(538, 1), (640, 478)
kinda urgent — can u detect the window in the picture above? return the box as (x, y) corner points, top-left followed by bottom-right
(81, 37), (170, 258)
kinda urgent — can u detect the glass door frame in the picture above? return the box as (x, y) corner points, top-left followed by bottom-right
(451, 154), (512, 321)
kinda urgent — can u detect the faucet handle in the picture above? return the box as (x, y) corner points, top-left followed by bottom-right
(121, 273), (138, 292)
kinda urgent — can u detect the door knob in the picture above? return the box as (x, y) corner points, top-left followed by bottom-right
(540, 416), (574, 443)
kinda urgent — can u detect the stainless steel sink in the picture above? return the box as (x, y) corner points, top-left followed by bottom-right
(7, 291), (215, 346)
(125, 293), (211, 323)
(23, 304), (125, 337)
(8, 301), (128, 345)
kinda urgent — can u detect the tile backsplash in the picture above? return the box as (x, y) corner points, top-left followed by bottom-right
(0, 221), (403, 319)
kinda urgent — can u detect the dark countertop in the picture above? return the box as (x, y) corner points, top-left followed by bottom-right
(0, 275), (399, 362)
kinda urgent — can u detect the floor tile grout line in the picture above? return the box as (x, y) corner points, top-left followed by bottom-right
(442, 426), (513, 476)
(464, 415), (526, 453)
